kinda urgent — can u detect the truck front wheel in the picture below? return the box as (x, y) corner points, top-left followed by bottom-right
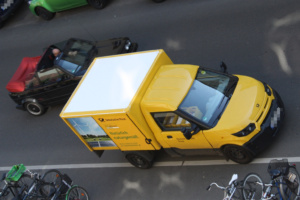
(222, 145), (253, 164)
(125, 151), (154, 169)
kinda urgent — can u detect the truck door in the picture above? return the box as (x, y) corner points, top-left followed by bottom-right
(152, 112), (213, 150)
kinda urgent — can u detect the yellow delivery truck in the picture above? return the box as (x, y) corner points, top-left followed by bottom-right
(60, 50), (284, 169)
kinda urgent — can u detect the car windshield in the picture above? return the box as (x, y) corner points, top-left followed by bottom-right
(55, 39), (95, 75)
(178, 68), (237, 127)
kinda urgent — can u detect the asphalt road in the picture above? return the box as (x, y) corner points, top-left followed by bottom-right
(1, 0), (300, 199)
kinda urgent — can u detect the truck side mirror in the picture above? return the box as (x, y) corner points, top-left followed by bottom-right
(181, 123), (201, 140)
(220, 62), (228, 74)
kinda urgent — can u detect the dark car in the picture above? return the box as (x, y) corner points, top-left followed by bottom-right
(0, 0), (24, 28)
(6, 37), (138, 116)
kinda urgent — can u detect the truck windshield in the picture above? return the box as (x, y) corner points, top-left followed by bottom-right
(178, 69), (236, 128)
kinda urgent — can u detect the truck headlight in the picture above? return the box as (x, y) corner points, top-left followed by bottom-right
(232, 123), (256, 137)
(263, 82), (272, 96)
(28, 0), (32, 5)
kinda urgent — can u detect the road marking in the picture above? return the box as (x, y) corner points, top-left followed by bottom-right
(1, 157), (300, 171)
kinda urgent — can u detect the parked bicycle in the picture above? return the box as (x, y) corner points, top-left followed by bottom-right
(21, 169), (63, 200)
(242, 159), (300, 200)
(48, 171), (90, 200)
(0, 164), (89, 200)
(0, 164), (33, 200)
(207, 174), (243, 199)
(21, 169), (89, 200)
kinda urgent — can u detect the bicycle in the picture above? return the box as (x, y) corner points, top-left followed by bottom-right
(52, 173), (90, 200)
(22, 169), (89, 200)
(242, 159), (300, 200)
(0, 164), (33, 200)
(207, 174), (243, 199)
(21, 169), (63, 200)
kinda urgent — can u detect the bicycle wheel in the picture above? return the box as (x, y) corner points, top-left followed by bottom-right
(40, 170), (62, 197)
(280, 166), (300, 200)
(41, 170), (62, 189)
(40, 183), (56, 198)
(242, 173), (264, 200)
(65, 186), (89, 200)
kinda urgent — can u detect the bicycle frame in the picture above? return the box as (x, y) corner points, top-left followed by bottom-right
(251, 173), (294, 200)
(261, 179), (285, 200)
(0, 173), (28, 199)
(22, 172), (57, 200)
(0, 179), (20, 198)
(51, 175), (73, 199)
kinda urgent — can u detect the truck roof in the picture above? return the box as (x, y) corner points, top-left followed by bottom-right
(62, 50), (164, 114)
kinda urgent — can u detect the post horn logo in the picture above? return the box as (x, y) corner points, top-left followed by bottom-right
(98, 118), (105, 122)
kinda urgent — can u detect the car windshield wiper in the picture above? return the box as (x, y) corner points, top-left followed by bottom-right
(224, 82), (237, 97)
(211, 95), (230, 126)
(73, 65), (82, 74)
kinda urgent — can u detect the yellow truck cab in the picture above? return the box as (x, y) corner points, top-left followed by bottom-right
(60, 50), (284, 169)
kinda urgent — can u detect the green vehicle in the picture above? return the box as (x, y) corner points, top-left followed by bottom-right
(28, 0), (165, 21)
(28, 0), (109, 20)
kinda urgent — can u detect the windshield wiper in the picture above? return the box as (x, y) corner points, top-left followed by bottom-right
(224, 82), (237, 97)
(211, 95), (230, 126)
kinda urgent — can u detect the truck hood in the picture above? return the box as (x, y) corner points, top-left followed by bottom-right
(216, 75), (266, 132)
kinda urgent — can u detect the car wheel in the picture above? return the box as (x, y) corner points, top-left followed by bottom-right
(35, 7), (55, 21)
(223, 145), (253, 164)
(25, 101), (46, 116)
(125, 152), (154, 169)
(152, 0), (165, 3)
(87, 0), (108, 9)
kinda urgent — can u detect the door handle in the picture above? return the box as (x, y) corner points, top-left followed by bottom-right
(167, 135), (172, 139)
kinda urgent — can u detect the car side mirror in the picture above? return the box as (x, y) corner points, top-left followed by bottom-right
(181, 123), (201, 140)
(220, 62), (228, 74)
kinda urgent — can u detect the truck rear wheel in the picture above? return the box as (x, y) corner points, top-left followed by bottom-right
(125, 151), (154, 169)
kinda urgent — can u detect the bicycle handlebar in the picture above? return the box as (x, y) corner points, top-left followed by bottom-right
(207, 182), (226, 191)
(25, 170), (40, 180)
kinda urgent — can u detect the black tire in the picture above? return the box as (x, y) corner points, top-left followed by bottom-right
(242, 173), (264, 200)
(24, 101), (46, 116)
(223, 145), (253, 164)
(280, 166), (300, 200)
(87, 0), (108, 9)
(41, 170), (62, 190)
(125, 152), (153, 169)
(35, 7), (55, 21)
(66, 185), (89, 200)
(152, 0), (165, 2)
